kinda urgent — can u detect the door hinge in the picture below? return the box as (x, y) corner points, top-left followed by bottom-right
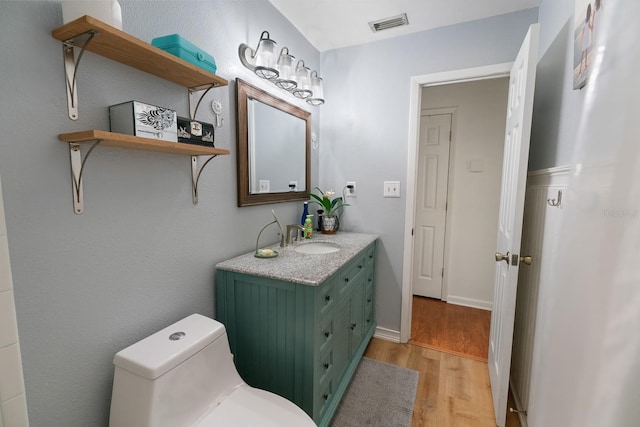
(411, 228), (414, 236)
(442, 267), (444, 278)
(449, 130), (452, 141)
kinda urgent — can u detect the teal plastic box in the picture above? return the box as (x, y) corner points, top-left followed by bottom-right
(151, 34), (217, 75)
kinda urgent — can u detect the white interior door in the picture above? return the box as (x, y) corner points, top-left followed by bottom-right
(488, 24), (539, 427)
(412, 113), (451, 299)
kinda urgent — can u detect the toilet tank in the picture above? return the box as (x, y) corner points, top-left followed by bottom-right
(109, 314), (244, 427)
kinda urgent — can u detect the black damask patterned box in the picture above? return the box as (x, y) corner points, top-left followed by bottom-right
(109, 101), (177, 142)
(177, 117), (215, 147)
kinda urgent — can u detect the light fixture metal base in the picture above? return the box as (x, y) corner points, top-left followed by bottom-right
(238, 44), (256, 71)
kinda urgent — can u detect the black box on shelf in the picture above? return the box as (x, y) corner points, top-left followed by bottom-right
(177, 117), (215, 147)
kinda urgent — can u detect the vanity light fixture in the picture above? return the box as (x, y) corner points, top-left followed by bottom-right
(275, 47), (296, 90)
(239, 31), (325, 106)
(292, 60), (312, 99)
(252, 31), (279, 79)
(307, 71), (325, 106)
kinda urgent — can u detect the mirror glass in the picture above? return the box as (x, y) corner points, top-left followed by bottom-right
(236, 78), (311, 206)
(248, 99), (306, 193)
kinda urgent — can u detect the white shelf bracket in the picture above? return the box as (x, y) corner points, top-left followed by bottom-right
(62, 31), (98, 120)
(69, 140), (102, 214)
(191, 155), (218, 205)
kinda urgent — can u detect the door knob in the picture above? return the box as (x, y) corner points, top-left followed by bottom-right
(519, 256), (532, 265)
(495, 252), (510, 263)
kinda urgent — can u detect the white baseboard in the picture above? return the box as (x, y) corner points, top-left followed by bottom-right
(446, 296), (493, 311)
(374, 326), (401, 343)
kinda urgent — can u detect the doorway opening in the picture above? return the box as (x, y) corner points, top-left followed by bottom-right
(401, 63), (513, 344)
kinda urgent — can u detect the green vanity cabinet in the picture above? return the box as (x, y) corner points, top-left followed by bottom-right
(215, 239), (377, 427)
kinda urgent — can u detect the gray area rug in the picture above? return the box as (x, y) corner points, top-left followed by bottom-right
(330, 357), (419, 427)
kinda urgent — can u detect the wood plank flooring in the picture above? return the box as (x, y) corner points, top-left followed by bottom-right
(365, 338), (495, 426)
(410, 296), (491, 362)
(364, 338), (522, 427)
(362, 298), (521, 426)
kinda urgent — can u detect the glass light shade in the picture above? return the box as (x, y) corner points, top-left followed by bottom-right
(292, 60), (312, 99)
(275, 47), (297, 90)
(307, 71), (325, 105)
(253, 31), (278, 79)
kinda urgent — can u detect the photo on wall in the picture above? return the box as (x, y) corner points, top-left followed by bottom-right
(573, 0), (605, 89)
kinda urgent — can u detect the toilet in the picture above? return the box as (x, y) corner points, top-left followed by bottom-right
(109, 313), (317, 426)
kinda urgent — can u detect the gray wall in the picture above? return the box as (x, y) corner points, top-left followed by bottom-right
(319, 8), (539, 331)
(0, 1), (319, 426)
(528, 0), (587, 170)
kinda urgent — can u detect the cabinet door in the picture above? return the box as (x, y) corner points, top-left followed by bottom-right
(333, 296), (351, 382)
(365, 286), (374, 330)
(350, 280), (364, 356)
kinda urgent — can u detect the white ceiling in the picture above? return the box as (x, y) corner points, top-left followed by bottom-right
(268, 0), (541, 52)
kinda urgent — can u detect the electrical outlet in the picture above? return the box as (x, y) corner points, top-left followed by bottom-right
(383, 181), (401, 198)
(259, 180), (270, 193)
(289, 181), (298, 191)
(346, 181), (356, 197)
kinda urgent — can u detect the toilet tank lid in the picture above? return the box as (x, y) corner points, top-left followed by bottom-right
(113, 313), (227, 380)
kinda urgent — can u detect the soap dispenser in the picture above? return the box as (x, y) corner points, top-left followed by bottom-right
(304, 215), (313, 239)
(301, 202), (309, 226)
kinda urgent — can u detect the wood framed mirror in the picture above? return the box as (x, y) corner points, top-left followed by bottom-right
(236, 78), (311, 207)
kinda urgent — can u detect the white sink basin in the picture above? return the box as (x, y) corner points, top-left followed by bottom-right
(294, 241), (341, 254)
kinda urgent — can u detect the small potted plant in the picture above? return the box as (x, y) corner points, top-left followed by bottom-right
(309, 187), (348, 234)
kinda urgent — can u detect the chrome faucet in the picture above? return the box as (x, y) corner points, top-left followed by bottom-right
(285, 224), (304, 245)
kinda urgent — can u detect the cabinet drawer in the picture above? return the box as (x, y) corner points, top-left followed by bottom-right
(364, 244), (376, 268)
(365, 269), (374, 295)
(317, 349), (333, 386)
(316, 380), (334, 421)
(316, 280), (336, 316)
(365, 288), (374, 328)
(318, 316), (334, 355)
(337, 256), (365, 296)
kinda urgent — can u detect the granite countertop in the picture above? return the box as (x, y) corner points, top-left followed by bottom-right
(216, 232), (378, 286)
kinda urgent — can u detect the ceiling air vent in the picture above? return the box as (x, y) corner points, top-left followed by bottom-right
(369, 13), (409, 33)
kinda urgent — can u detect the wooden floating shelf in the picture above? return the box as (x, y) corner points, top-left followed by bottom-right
(59, 130), (230, 156)
(52, 15), (228, 89)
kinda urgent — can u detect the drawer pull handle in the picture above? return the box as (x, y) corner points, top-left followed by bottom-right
(344, 278), (349, 283)
(325, 295), (331, 301)
(358, 265), (363, 269)
(367, 298), (372, 303)
(324, 363), (329, 369)
(324, 331), (330, 338)
(368, 278), (372, 282)
(369, 255), (373, 259)
(323, 393), (329, 400)
(350, 323), (356, 330)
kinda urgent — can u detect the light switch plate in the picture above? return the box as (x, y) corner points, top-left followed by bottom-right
(259, 180), (270, 193)
(469, 159), (485, 172)
(384, 181), (401, 198)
